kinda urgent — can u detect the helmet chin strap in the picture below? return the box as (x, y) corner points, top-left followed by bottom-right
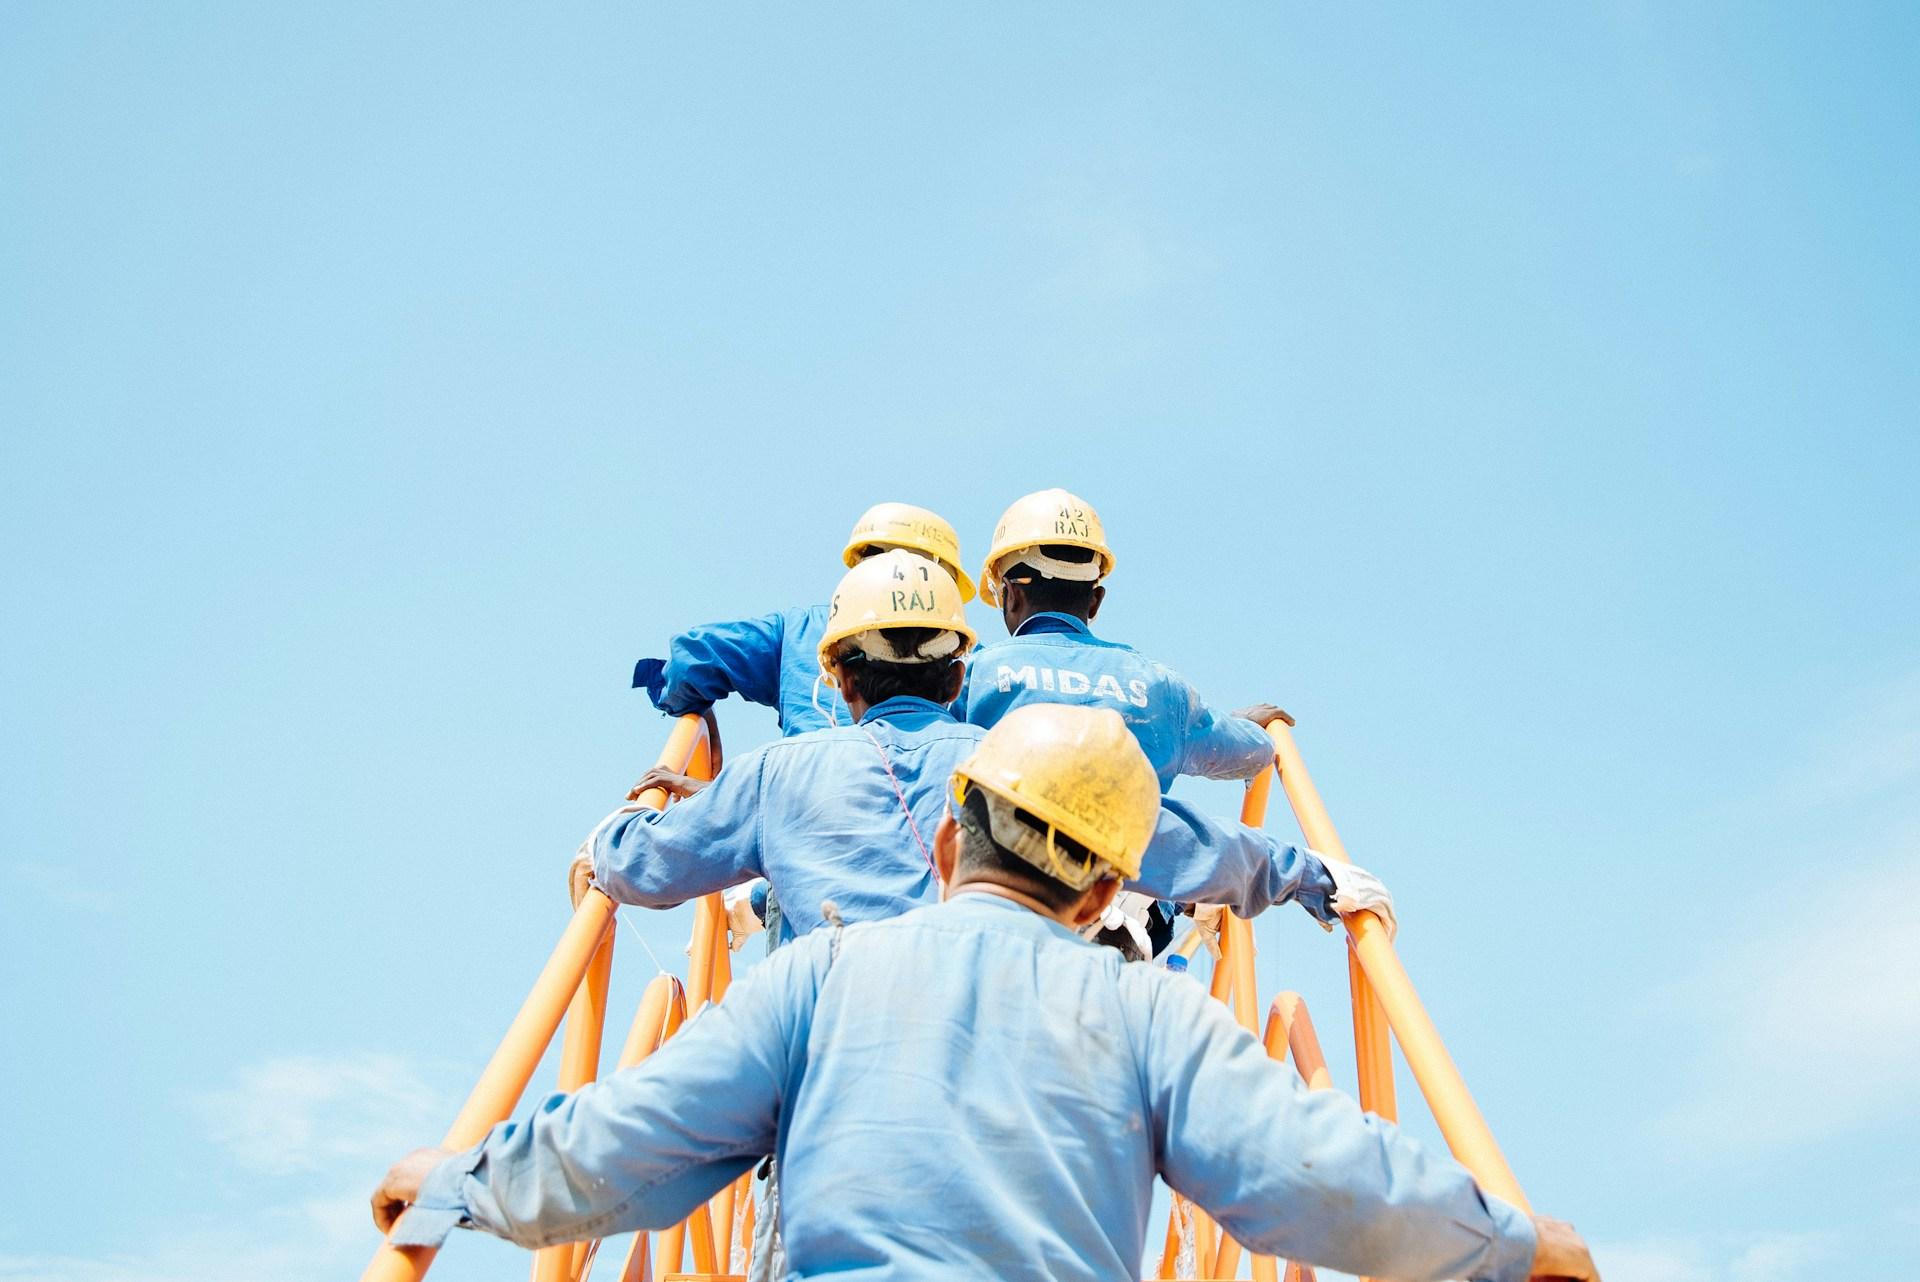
(811, 672), (841, 728)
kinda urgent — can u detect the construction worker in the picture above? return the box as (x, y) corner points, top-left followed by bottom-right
(630, 501), (975, 737)
(571, 552), (1396, 946)
(374, 704), (1597, 1282)
(961, 488), (1285, 792)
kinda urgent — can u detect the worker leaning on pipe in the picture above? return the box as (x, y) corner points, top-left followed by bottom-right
(630, 502), (974, 738)
(959, 488), (1332, 958)
(625, 502), (974, 944)
(570, 551), (1394, 946)
(375, 704), (1597, 1282)
(959, 487), (1291, 792)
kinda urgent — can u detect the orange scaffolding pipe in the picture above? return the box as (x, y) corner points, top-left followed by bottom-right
(361, 714), (712, 1282)
(1265, 721), (1529, 1212)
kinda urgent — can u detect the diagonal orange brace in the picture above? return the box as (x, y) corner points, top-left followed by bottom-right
(1265, 721), (1529, 1212)
(361, 714), (712, 1282)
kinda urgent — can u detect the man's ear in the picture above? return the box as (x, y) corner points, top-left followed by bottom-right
(1069, 877), (1122, 930)
(1001, 580), (1025, 628)
(932, 812), (961, 895)
(1086, 584), (1106, 620)
(940, 659), (966, 705)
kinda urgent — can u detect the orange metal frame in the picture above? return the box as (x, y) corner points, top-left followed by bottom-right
(360, 714), (722, 1282)
(368, 716), (1530, 1282)
(1153, 721), (1530, 1280)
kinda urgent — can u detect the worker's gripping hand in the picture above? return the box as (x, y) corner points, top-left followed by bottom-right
(371, 1146), (454, 1235)
(1184, 902), (1227, 957)
(632, 707), (723, 793)
(1232, 703), (1295, 728)
(1322, 858), (1397, 939)
(723, 881), (767, 951)
(627, 767), (708, 802)
(569, 842), (596, 909)
(570, 798), (654, 907)
(1528, 1215), (1600, 1280)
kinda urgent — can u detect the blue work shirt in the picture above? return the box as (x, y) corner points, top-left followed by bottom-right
(592, 695), (971, 943)
(589, 698), (1340, 943)
(394, 894), (1536, 1282)
(633, 603), (848, 735)
(957, 613), (1275, 791)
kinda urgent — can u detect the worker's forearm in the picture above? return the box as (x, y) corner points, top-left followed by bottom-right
(1155, 992), (1536, 1282)
(589, 760), (763, 906)
(1181, 709), (1277, 781)
(390, 957), (807, 1251)
(1131, 801), (1337, 918)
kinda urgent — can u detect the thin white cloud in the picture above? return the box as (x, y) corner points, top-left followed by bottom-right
(1792, 671), (1920, 809)
(191, 1052), (447, 1177)
(1656, 829), (1920, 1149)
(8, 1055), (461, 1282)
(1655, 668), (1920, 1154)
(1596, 1231), (1833, 1282)
(0, 1195), (367, 1282)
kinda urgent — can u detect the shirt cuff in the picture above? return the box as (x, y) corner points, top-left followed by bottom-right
(1478, 1193), (1538, 1282)
(387, 1144), (486, 1249)
(1294, 849), (1341, 924)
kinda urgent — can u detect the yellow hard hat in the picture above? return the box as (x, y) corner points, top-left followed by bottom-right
(978, 488), (1114, 607)
(817, 549), (978, 681)
(950, 703), (1160, 887)
(843, 502), (976, 603)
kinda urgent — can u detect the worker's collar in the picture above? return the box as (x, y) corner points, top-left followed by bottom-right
(942, 888), (1089, 944)
(1013, 611), (1093, 639)
(856, 695), (959, 726)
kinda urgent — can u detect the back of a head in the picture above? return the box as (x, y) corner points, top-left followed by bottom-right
(817, 549), (977, 706)
(979, 488), (1115, 608)
(838, 625), (962, 706)
(1000, 543), (1102, 617)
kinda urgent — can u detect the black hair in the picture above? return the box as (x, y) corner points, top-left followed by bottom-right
(951, 786), (1089, 913)
(1002, 543), (1101, 617)
(833, 626), (964, 707)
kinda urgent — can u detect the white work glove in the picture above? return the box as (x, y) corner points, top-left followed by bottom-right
(1082, 890), (1157, 960)
(568, 803), (647, 907)
(723, 880), (767, 952)
(1185, 902), (1226, 959)
(1319, 856), (1397, 940)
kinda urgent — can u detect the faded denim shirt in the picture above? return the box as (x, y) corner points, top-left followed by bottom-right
(589, 697), (1339, 943)
(394, 895), (1535, 1282)
(633, 602), (848, 735)
(957, 613), (1274, 791)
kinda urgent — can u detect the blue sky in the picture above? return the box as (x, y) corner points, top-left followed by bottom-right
(3, 4), (1916, 1280)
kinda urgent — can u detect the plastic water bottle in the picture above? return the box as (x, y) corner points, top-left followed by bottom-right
(1163, 953), (1190, 975)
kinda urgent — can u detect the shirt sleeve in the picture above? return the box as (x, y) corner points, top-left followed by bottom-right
(1170, 673), (1275, 782)
(390, 935), (832, 1251)
(590, 753), (769, 907)
(1129, 798), (1339, 922)
(1140, 977), (1537, 1282)
(633, 612), (789, 715)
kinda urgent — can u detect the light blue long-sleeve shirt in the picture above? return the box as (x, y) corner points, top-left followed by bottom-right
(632, 603), (848, 735)
(393, 894), (1536, 1282)
(590, 698), (1340, 943)
(956, 613), (1275, 791)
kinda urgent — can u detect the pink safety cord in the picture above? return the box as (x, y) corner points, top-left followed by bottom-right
(855, 719), (937, 877)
